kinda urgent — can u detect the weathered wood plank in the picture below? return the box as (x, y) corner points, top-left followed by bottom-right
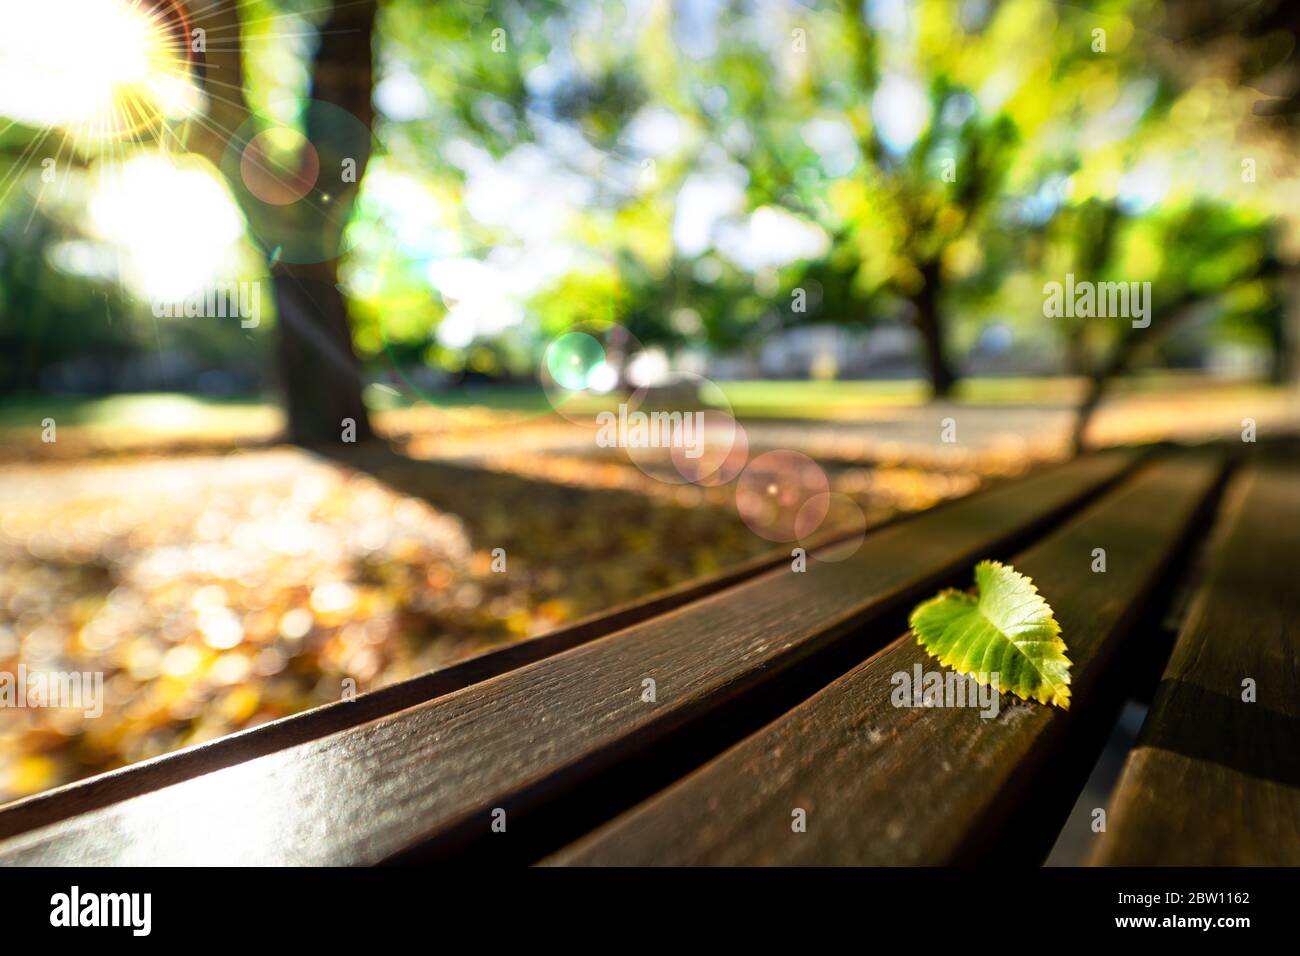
(546, 455), (1223, 866)
(0, 453), (1136, 864)
(1090, 464), (1300, 866)
(0, 517), (855, 840)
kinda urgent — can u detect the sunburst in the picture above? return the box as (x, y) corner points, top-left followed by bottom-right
(0, 0), (209, 224)
(0, 0), (200, 146)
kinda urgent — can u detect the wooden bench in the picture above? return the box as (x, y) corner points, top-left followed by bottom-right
(1090, 462), (1300, 866)
(0, 445), (1294, 866)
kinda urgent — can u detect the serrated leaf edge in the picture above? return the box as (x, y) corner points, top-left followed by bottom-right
(908, 560), (1072, 710)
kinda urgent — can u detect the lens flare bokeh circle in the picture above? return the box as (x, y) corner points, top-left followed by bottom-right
(239, 128), (321, 206)
(796, 491), (868, 562)
(620, 372), (739, 486)
(221, 99), (375, 265)
(540, 321), (647, 426)
(671, 409), (749, 487)
(545, 332), (608, 391)
(735, 450), (831, 542)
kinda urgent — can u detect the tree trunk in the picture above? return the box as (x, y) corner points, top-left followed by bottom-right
(1285, 270), (1300, 386)
(193, 0), (378, 447)
(1071, 295), (1202, 455)
(184, 1), (248, 166)
(1063, 326), (1090, 378)
(1266, 292), (1292, 384)
(913, 258), (956, 399)
(1071, 369), (1110, 455)
(273, 0), (378, 445)
(272, 260), (373, 445)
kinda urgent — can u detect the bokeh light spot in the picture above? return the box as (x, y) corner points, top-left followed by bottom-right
(797, 492), (868, 562)
(240, 128), (321, 206)
(544, 332), (607, 391)
(735, 451), (830, 542)
(672, 411), (749, 486)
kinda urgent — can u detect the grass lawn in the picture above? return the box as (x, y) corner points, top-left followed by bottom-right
(714, 377), (1086, 416)
(377, 371), (1281, 420)
(0, 373), (1287, 449)
(0, 393), (280, 435)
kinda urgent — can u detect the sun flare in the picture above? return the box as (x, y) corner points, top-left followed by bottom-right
(0, 0), (200, 142)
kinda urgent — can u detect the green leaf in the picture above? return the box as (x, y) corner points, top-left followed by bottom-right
(908, 560), (1072, 710)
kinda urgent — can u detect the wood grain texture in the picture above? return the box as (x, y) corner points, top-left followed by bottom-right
(0, 519), (848, 840)
(1091, 464), (1300, 865)
(0, 454), (1136, 864)
(546, 456), (1223, 866)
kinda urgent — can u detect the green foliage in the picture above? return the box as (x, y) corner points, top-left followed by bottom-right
(176, 1), (1300, 384)
(1, 0), (1293, 390)
(909, 560), (1072, 709)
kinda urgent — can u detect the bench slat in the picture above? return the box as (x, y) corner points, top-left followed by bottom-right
(546, 455), (1223, 866)
(1090, 464), (1300, 865)
(0, 517), (851, 840)
(0, 453), (1136, 864)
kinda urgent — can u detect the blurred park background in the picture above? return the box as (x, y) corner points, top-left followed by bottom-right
(1, 0), (1299, 800)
